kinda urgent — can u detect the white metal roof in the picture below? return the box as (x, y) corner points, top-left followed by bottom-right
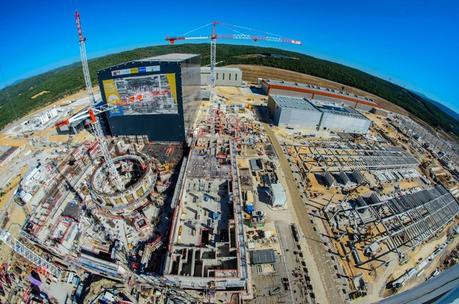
(137, 53), (199, 62)
(200, 66), (242, 73)
(316, 103), (367, 119)
(265, 79), (376, 104)
(271, 183), (286, 205)
(271, 95), (319, 112)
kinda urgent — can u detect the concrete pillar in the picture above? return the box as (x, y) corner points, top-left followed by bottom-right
(191, 249), (196, 276)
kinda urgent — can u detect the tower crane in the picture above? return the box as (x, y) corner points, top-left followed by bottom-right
(0, 14), (126, 281)
(74, 11), (124, 191)
(166, 21), (301, 102)
(55, 104), (121, 129)
(0, 230), (62, 278)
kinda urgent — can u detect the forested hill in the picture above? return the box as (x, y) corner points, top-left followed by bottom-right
(0, 43), (457, 136)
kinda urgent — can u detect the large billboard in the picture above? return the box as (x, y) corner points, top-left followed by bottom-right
(103, 73), (178, 116)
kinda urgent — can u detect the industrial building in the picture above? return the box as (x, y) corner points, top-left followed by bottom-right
(294, 141), (418, 173)
(322, 170), (364, 190)
(262, 79), (380, 111)
(267, 95), (322, 129)
(201, 67), (242, 87)
(270, 183), (287, 207)
(324, 185), (459, 264)
(390, 113), (459, 168)
(97, 53), (201, 142)
(267, 95), (372, 134)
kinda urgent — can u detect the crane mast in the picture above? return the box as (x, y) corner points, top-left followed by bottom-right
(209, 21), (217, 102)
(75, 11), (95, 103)
(75, 11), (124, 191)
(166, 22), (301, 103)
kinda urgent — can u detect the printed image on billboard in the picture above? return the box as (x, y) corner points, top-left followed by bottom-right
(103, 73), (178, 116)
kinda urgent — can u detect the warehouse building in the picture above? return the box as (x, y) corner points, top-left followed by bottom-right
(261, 79), (380, 111)
(267, 95), (322, 129)
(200, 67), (242, 87)
(268, 95), (371, 134)
(98, 53), (201, 142)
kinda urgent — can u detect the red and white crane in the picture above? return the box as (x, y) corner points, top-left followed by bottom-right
(74, 11), (124, 191)
(166, 21), (301, 102)
(55, 104), (119, 128)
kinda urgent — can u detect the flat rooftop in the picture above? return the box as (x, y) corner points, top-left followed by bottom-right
(136, 53), (199, 62)
(271, 95), (319, 112)
(201, 66), (241, 72)
(271, 95), (368, 120)
(315, 102), (367, 119)
(264, 79), (376, 104)
(250, 249), (276, 265)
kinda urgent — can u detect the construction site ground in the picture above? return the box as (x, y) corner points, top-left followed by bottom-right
(215, 85), (345, 303)
(0, 72), (457, 304)
(218, 84), (452, 303)
(286, 154), (459, 303)
(273, 107), (459, 302)
(261, 121), (346, 304)
(229, 64), (409, 116)
(0, 89), (98, 278)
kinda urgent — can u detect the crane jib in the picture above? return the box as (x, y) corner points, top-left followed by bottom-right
(166, 22), (301, 103)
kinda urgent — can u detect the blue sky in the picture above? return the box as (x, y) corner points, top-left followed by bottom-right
(1, 0), (458, 113)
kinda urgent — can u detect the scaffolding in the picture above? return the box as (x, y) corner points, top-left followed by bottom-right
(325, 186), (459, 262)
(391, 114), (459, 166)
(294, 141), (418, 172)
(0, 230), (62, 278)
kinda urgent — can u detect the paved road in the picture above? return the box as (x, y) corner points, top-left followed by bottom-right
(264, 124), (345, 304)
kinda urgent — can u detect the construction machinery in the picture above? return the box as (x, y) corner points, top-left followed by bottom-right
(0, 191), (62, 279)
(0, 230), (62, 279)
(166, 21), (301, 102)
(55, 103), (120, 129)
(0, 178), (62, 279)
(74, 11), (124, 191)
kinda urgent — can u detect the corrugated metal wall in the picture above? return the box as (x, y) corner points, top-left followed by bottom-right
(268, 95), (321, 129)
(278, 107), (322, 129)
(320, 112), (371, 134)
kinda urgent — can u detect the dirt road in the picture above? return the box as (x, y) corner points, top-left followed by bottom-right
(264, 124), (345, 304)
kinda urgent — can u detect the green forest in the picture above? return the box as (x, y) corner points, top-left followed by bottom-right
(0, 43), (458, 136)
